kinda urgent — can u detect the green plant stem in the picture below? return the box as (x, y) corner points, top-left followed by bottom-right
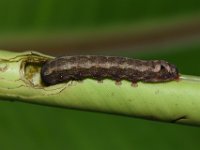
(0, 50), (200, 126)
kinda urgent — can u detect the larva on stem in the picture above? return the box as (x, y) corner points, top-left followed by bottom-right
(41, 55), (179, 85)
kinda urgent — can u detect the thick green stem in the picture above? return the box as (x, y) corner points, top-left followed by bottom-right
(0, 50), (200, 126)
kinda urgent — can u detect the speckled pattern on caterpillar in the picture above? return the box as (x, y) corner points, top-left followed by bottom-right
(41, 55), (179, 85)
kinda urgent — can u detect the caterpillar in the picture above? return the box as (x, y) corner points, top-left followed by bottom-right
(41, 55), (179, 85)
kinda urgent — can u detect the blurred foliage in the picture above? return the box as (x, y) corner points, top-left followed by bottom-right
(0, 0), (199, 32)
(0, 0), (200, 150)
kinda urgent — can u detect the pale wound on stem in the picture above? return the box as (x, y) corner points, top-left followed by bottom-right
(20, 54), (52, 87)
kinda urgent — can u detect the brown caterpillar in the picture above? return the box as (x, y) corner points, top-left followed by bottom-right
(41, 55), (179, 85)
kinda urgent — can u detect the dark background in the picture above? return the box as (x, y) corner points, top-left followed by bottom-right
(0, 0), (200, 149)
